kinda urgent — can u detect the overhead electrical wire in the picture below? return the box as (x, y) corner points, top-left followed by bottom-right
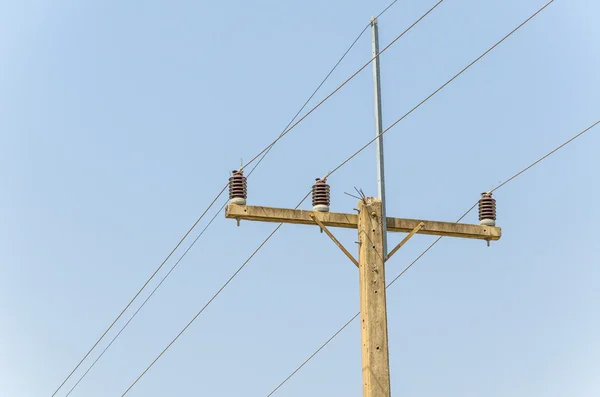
(120, 192), (312, 397)
(56, 1), (406, 395)
(266, 118), (600, 396)
(488, 120), (600, 193)
(50, 184), (227, 397)
(63, 205), (224, 397)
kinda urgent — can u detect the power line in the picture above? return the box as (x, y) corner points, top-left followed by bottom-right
(489, 119), (600, 193)
(120, 191), (312, 397)
(63, 203), (224, 396)
(50, 184), (227, 397)
(59, 6), (386, 395)
(376, 0), (399, 19)
(325, 0), (554, 179)
(265, 118), (599, 395)
(266, 312), (360, 397)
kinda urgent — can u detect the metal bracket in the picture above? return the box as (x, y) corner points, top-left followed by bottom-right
(310, 214), (359, 268)
(386, 222), (425, 261)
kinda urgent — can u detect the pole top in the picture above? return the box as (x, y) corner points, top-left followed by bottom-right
(371, 16), (377, 24)
(358, 197), (381, 207)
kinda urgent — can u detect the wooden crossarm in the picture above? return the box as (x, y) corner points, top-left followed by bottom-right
(225, 204), (501, 241)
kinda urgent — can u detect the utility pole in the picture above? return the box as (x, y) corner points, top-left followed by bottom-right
(366, 23), (392, 394)
(225, 17), (501, 397)
(358, 197), (391, 397)
(225, 198), (500, 397)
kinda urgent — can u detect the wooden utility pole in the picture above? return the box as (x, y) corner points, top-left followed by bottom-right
(358, 197), (390, 397)
(225, 200), (500, 397)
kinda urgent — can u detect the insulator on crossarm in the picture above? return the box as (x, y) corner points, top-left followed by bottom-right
(312, 178), (330, 212)
(478, 192), (496, 226)
(229, 170), (247, 205)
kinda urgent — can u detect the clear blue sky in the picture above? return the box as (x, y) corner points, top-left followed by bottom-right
(2, 1), (599, 396)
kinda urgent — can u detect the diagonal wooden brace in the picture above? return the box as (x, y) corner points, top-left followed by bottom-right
(310, 214), (359, 268)
(386, 222), (425, 261)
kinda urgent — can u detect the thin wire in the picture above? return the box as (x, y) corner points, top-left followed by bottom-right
(50, 183), (227, 397)
(265, 118), (599, 395)
(238, 0), (447, 175)
(120, 191), (312, 397)
(60, 7), (389, 394)
(266, 313), (361, 397)
(375, 0), (399, 19)
(324, 0), (555, 180)
(63, 202), (225, 397)
(354, 186), (366, 199)
(344, 192), (363, 200)
(491, 119), (600, 193)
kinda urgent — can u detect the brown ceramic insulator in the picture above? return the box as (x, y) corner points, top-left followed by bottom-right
(478, 192), (496, 222)
(312, 178), (330, 207)
(229, 170), (247, 200)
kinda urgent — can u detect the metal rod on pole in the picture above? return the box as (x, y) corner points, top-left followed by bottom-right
(371, 17), (388, 259)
